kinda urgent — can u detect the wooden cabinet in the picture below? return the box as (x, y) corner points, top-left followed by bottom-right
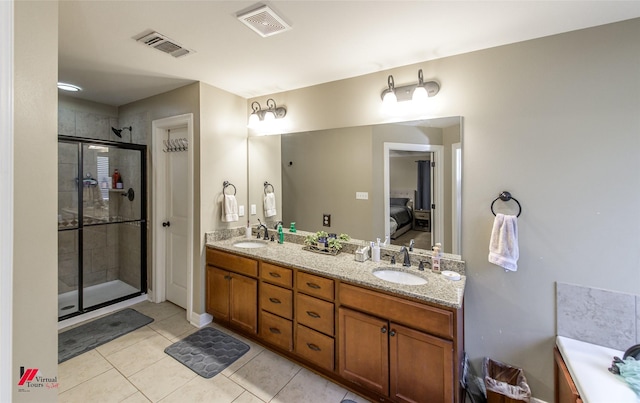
(206, 250), (258, 334)
(294, 271), (336, 371)
(206, 247), (463, 403)
(554, 347), (582, 403)
(339, 283), (456, 403)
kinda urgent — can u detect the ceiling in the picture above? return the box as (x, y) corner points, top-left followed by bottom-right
(58, 1), (640, 107)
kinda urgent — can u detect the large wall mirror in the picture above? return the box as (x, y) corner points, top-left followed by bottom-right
(248, 116), (462, 259)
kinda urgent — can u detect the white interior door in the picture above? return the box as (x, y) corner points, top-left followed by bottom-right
(163, 126), (188, 309)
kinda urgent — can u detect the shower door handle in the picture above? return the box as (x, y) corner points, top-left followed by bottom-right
(162, 221), (171, 227)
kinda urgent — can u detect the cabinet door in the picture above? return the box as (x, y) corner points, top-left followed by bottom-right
(389, 323), (454, 403)
(338, 307), (389, 395)
(229, 273), (258, 334)
(554, 348), (581, 403)
(207, 266), (230, 322)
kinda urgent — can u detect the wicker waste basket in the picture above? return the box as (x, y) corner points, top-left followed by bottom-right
(483, 357), (531, 403)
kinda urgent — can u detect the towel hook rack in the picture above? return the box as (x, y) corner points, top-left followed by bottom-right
(223, 181), (236, 196)
(264, 181), (274, 195)
(490, 191), (522, 217)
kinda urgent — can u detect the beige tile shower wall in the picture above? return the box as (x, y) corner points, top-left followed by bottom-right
(59, 95), (119, 141)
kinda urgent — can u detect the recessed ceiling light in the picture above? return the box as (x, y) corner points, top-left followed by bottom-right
(57, 82), (82, 92)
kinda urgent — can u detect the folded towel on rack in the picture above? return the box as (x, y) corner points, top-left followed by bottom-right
(264, 192), (277, 218)
(221, 194), (239, 222)
(488, 213), (519, 271)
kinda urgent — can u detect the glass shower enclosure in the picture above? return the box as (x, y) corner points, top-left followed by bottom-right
(58, 137), (147, 320)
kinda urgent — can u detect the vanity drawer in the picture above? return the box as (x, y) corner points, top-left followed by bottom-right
(260, 311), (293, 352)
(338, 283), (453, 339)
(260, 262), (293, 288)
(297, 272), (334, 301)
(207, 248), (258, 277)
(295, 324), (334, 371)
(260, 282), (293, 320)
(296, 293), (334, 336)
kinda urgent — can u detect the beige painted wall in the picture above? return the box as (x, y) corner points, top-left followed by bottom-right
(13, 1), (58, 400)
(118, 81), (247, 315)
(249, 19), (640, 401)
(198, 82), (247, 313)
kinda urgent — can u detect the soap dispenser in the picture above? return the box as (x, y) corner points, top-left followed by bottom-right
(432, 243), (442, 273)
(277, 223), (284, 244)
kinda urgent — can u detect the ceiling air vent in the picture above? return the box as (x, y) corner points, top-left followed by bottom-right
(136, 31), (194, 58)
(237, 5), (292, 37)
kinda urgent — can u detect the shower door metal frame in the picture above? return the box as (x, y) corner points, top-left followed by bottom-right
(58, 136), (147, 321)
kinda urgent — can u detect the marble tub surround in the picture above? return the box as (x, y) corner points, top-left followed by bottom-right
(556, 282), (639, 351)
(206, 235), (466, 309)
(206, 227), (466, 275)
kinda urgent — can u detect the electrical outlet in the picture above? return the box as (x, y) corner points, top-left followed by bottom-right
(238, 205), (245, 216)
(323, 214), (331, 227)
(356, 192), (369, 200)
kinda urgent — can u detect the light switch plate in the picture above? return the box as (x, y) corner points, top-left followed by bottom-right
(250, 204), (256, 215)
(356, 192), (369, 200)
(238, 205), (245, 216)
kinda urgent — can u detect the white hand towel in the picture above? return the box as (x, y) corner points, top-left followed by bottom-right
(488, 213), (519, 271)
(221, 194), (239, 222)
(264, 192), (277, 218)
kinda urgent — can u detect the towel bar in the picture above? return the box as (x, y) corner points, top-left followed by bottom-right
(490, 191), (522, 217)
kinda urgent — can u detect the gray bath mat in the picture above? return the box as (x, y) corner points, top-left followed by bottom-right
(58, 308), (153, 363)
(165, 327), (250, 378)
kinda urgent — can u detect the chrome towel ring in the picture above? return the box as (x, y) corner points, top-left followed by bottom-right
(223, 181), (236, 196)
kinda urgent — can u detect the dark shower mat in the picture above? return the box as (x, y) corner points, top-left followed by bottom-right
(165, 327), (250, 378)
(58, 308), (154, 363)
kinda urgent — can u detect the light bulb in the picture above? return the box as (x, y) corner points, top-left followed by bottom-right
(263, 110), (276, 121)
(382, 91), (397, 105)
(248, 113), (260, 127)
(412, 86), (429, 103)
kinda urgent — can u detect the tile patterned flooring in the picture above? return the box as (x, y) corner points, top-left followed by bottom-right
(58, 301), (372, 403)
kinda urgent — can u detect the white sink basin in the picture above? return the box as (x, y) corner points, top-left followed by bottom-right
(233, 241), (268, 249)
(373, 269), (427, 285)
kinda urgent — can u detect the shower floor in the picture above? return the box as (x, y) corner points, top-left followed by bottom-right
(58, 279), (140, 318)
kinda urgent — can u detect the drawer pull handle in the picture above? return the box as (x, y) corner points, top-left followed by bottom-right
(269, 327), (281, 334)
(381, 326), (387, 334)
(307, 343), (321, 351)
(269, 272), (281, 278)
(306, 311), (321, 319)
(389, 330), (396, 337)
(306, 282), (321, 289)
(269, 297), (281, 304)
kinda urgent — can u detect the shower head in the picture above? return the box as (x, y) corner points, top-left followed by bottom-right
(111, 126), (132, 138)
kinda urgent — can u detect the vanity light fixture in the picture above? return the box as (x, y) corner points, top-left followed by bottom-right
(248, 98), (287, 126)
(380, 69), (439, 103)
(57, 82), (82, 92)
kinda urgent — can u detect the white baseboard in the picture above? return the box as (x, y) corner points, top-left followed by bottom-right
(190, 311), (213, 328)
(58, 294), (150, 330)
(531, 398), (548, 403)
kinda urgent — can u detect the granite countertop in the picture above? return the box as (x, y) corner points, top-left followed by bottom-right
(206, 237), (465, 309)
(556, 336), (639, 403)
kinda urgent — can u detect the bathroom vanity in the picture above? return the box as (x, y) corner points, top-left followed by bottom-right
(206, 236), (465, 403)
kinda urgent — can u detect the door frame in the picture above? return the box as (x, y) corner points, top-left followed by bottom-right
(151, 114), (194, 322)
(383, 142), (444, 247)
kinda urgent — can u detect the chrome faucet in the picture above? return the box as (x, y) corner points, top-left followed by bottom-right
(273, 221), (283, 229)
(409, 239), (415, 252)
(257, 219), (269, 240)
(399, 246), (411, 267)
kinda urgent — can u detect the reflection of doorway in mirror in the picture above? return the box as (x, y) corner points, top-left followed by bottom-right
(451, 143), (462, 255)
(383, 142), (444, 251)
(389, 152), (433, 251)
